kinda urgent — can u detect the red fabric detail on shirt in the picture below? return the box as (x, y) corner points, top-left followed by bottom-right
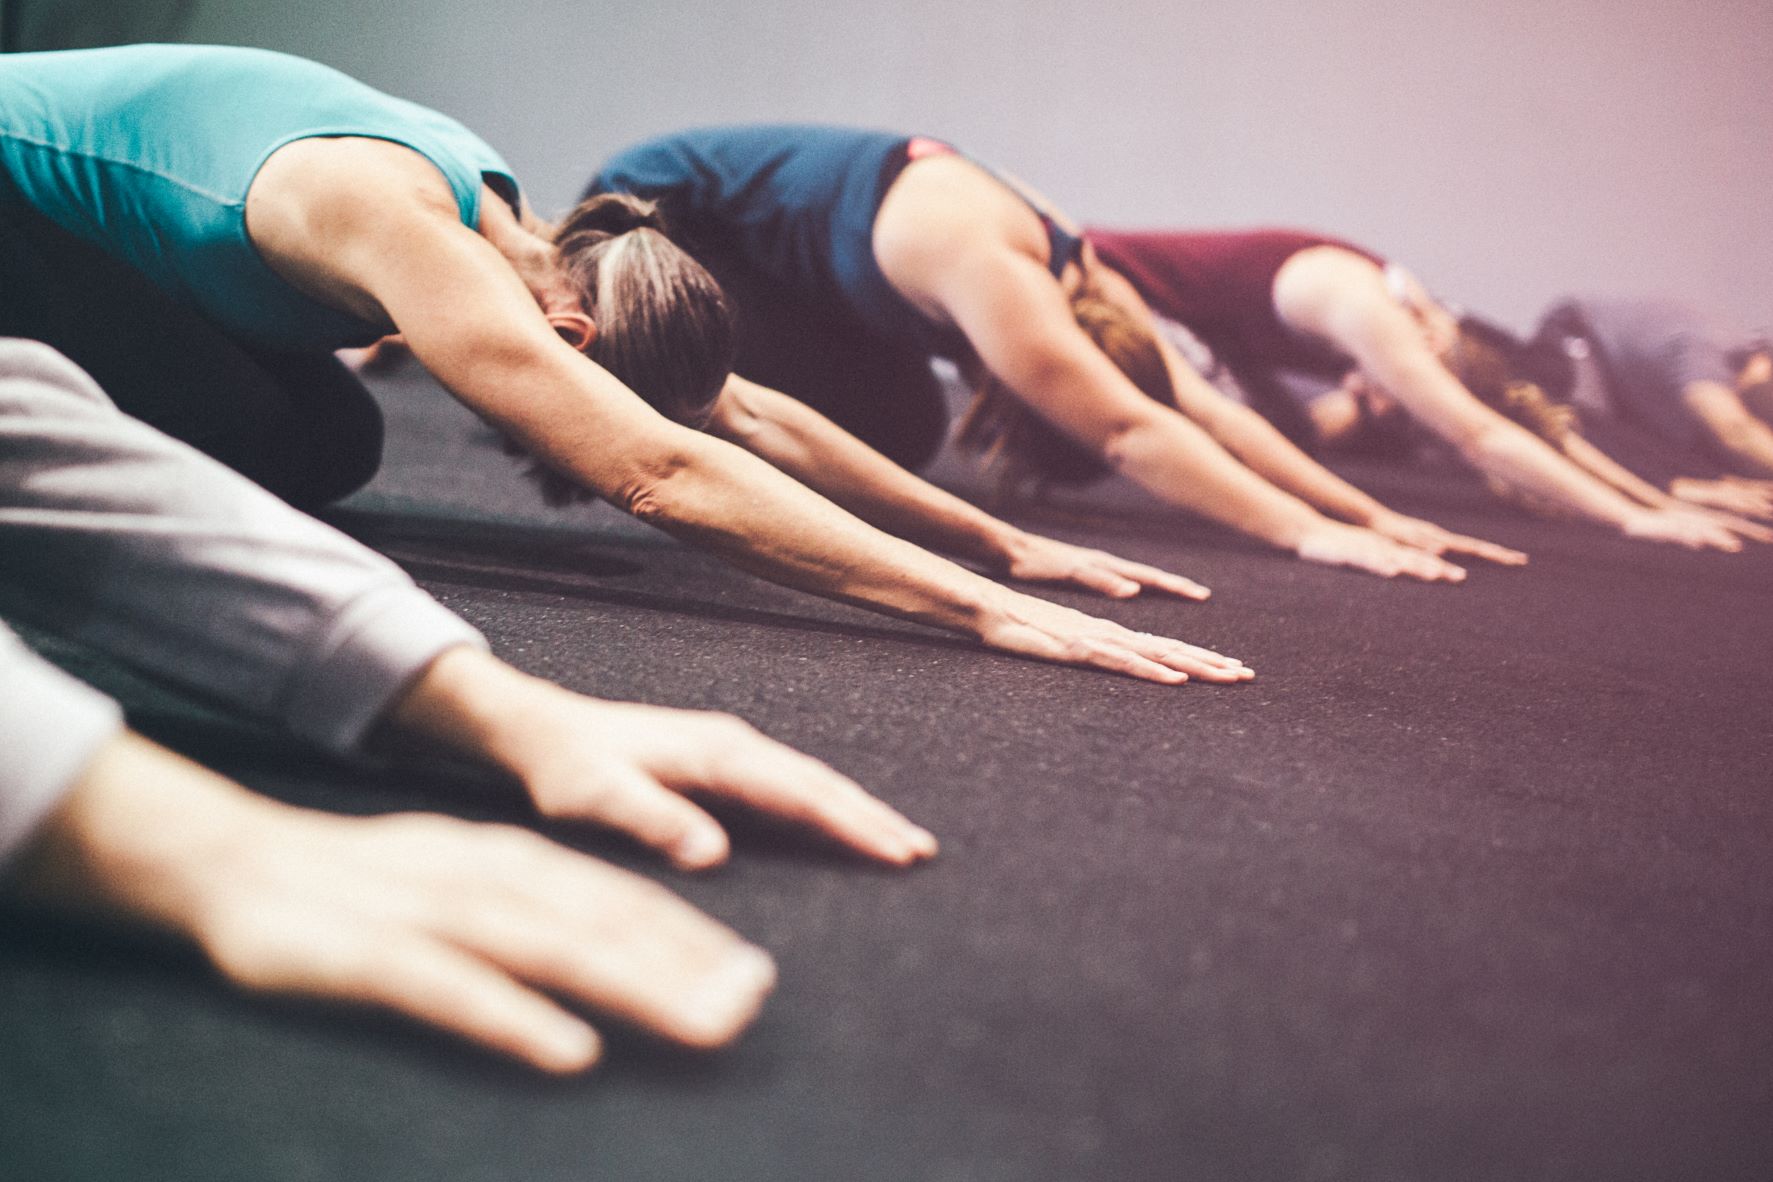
(1085, 228), (1384, 375)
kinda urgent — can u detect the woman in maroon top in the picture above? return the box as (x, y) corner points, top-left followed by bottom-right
(1085, 228), (1755, 550)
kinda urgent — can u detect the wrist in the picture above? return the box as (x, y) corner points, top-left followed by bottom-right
(1270, 507), (1323, 553)
(383, 646), (569, 781)
(990, 525), (1037, 569)
(395, 648), (538, 769)
(962, 578), (1023, 641)
(1351, 500), (1392, 530)
(9, 733), (275, 930)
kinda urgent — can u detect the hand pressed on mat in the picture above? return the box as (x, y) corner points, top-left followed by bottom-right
(388, 647), (940, 870)
(7, 732), (776, 1073)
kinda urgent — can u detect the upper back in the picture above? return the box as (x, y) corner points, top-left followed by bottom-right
(0, 44), (518, 350)
(1087, 227), (1384, 373)
(589, 124), (1080, 355)
(589, 124), (911, 313)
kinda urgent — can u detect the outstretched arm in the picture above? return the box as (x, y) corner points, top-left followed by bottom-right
(275, 150), (1247, 684)
(1087, 267), (1525, 567)
(1557, 431), (1771, 542)
(1275, 251), (1742, 552)
(913, 242), (1468, 582)
(0, 338), (936, 865)
(707, 375), (1210, 600)
(1683, 379), (1773, 479)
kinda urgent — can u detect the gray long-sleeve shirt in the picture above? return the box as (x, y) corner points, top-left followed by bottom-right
(0, 339), (485, 861)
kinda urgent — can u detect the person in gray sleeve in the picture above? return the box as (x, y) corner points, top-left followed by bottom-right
(0, 338), (935, 1073)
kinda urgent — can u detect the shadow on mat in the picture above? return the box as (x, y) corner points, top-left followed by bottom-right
(328, 507), (984, 653)
(324, 505), (651, 578)
(0, 904), (739, 1090)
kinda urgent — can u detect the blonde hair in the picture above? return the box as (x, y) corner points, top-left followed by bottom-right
(956, 294), (1175, 500)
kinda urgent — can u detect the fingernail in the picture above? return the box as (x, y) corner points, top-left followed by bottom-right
(676, 827), (728, 869)
(540, 1020), (601, 1072)
(686, 948), (776, 1045)
(908, 826), (939, 857)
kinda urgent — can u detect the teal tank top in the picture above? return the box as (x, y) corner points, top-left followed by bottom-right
(0, 44), (520, 351)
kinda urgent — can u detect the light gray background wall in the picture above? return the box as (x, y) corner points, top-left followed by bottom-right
(32, 0), (1773, 329)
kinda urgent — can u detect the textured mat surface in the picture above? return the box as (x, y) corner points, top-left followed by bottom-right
(3, 369), (1770, 1182)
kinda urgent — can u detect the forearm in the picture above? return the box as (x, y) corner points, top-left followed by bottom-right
(1703, 417), (1773, 479)
(711, 380), (1023, 568)
(1459, 425), (1640, 528)
(2, 729), (269, 928)
(1110, 411), (1328, 550)
(1350, 337), (1641, 529)
(0, 623), (125, 865)
(1158, 339), (1387, 525)
(1192, 395), (1388, 526)
(616, 430), (1007, 635)
(1559, 434), (1672, 509)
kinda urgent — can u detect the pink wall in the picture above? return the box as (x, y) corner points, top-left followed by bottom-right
(189, 0), (1773, 330)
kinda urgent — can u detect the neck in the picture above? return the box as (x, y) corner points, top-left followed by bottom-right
(480, 195), (568, 307)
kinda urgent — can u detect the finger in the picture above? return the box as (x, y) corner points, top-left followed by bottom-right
(1124, 627), (1248, 670)
(1444, 535), (1529, 565)
(263, 925), (603, 1074)
(544, 766), (731, 870)
(1400, 550), (1466, 583)
(1119, 631), (1253, 682)
(441, 875), (778, 1050)
(673, 723), (938, 864)
(1069, 563), (1143, 599)
(1724, 517), (1773, 543)
(1086, 641), (1192, 685)
(1112, 559), (1212, 601)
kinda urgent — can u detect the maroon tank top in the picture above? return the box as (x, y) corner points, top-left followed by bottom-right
(1084, 228), (1384, 377)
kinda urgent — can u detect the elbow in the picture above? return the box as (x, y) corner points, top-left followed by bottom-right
(1454, 419), (1513, 466)
(1099, 416), (1154, 474)
(611, 447), (698, 524)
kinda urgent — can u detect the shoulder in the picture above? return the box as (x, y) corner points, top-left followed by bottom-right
(250, 137), (462, 241)
(875, 156), (1044, 284)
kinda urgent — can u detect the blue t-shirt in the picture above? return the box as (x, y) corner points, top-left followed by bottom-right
(588, 124), (1084, 360)
(0, 44), (519, 351)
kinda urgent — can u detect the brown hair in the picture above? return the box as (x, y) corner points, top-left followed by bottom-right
(1446, 321), (1577, 446)
(553, 193), (735, 425)
(955, 294), (1177, 500)
(508, 193), (736, 506)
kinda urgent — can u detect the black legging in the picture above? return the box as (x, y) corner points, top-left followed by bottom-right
(688, 241), (952, 472)
(0, 174), (383, 509)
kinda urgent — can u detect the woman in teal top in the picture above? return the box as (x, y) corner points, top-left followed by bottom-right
(0, 44), (1250, 688)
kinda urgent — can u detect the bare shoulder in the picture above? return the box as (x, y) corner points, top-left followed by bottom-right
(244, 137), (474, 320)
(1274, 244), (1386, 303)
(873, 154), (1049, 305)
(1273, 244), (1391, 336)
(247, 137), (460, 251)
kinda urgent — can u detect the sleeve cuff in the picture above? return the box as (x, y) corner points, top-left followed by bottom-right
(282, 585), (488, 753)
